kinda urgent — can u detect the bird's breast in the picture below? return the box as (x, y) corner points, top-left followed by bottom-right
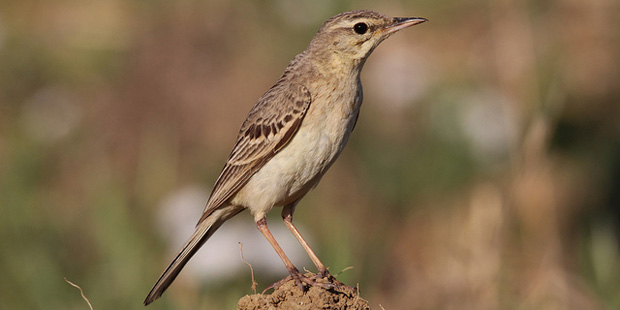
(277, 79), (362, 195)
(233, 80), (362, 214)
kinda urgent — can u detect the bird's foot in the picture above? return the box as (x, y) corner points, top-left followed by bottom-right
(262, 268), (336, 294)
(311, 268), (358, 293)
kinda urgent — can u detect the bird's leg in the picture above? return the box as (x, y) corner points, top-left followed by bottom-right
(256, 217), (316, 292)
(281, 204), (327, 274)
(281, 204), (345, 288)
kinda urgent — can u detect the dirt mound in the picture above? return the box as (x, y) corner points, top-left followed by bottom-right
(237, 274), (370, 310)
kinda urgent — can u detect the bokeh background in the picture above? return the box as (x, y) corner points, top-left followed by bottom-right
(1, 0), (619, 309)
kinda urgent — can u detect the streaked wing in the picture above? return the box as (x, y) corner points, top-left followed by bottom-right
(197, 82), (312, 225)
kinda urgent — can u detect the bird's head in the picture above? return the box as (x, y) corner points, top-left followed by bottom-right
(308, 10), (427, 66)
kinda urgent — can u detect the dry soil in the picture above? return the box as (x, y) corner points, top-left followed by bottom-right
(237, 274), (370, 310)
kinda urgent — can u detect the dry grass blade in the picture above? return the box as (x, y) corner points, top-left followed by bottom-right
(238, 242), (258, 293)
(335, 266), (354, 276)
(64, 277), (94, 310)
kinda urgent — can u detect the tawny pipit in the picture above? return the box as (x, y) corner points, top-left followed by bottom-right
(144, 10), (427, 305)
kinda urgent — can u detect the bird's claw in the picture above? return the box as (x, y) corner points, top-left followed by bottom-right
(262, 269), (355, 294)
(262, 275), (292, 294)
(311, 268), (357, 293)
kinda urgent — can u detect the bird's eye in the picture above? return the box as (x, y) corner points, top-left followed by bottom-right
(353, 22), (368, 34)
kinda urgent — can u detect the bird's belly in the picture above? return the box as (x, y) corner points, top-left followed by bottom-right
(232, 112), (356, 218)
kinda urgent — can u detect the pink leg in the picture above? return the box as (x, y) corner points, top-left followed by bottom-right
(281, 204), (328, 275)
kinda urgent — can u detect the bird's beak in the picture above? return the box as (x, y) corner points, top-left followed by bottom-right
(382, 17), (428, 35)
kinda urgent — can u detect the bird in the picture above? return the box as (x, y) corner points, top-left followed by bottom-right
(144, 10), (427, 305)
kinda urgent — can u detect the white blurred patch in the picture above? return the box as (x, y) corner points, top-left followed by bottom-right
(157, 185), (312, 285)
(459, 89), (519, 163)
(20, 87), (82, 143)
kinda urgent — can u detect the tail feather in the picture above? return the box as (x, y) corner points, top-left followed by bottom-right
(144, 210), (234, 306)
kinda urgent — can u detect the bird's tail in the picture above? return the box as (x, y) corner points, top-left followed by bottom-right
(144, 207), (241, 305)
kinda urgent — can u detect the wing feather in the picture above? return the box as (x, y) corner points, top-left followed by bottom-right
(197, 82), (311, 225)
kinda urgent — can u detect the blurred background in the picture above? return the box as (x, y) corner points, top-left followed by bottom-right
(1, 0), (619, 309)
